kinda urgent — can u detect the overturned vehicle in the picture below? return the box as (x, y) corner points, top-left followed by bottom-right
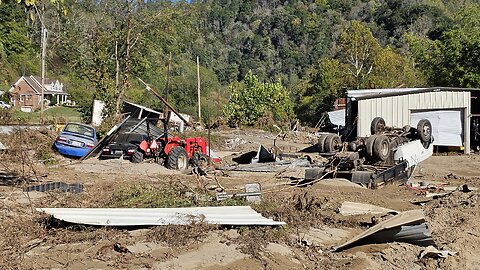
(308, 117), (434, 188)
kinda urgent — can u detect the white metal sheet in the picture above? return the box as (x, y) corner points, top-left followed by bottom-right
(36, 206), (285, 226)
(411, 110), (462, 146)
(327, 109), (345, 126)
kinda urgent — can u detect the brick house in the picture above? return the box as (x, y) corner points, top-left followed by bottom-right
(9, 76), (69, 112)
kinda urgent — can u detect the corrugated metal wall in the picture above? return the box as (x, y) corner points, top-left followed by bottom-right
(357, 91), (471, 152)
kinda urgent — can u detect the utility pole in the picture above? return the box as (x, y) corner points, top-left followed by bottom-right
(36, 4), (47, 124)
(196, 56), (201, 121)
(40, 25), (47, 124)
(165, 52), (172, 103)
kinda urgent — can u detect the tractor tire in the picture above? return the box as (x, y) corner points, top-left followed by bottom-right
(131, 150), (144, 163)
(167, 146), (189, 170)
(370, 117), (386, 135)
(417, 119), (432, 142)
(190, 152), (209, 167)
(324, 134), (342, 153)
(373, 135), (390, 161)
(317, 134), (330, 153)
(365, 135), (378, 158)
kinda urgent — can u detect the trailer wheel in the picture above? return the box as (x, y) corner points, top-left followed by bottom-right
(417, 119), (432, 142)
(373, 135), (390, 161)
(365, 135), (378, 158)
(131, 150), (144, 163)
(167, 146), (189, 170)
(370, 117), (386, 135)
(324, 134), (341, 153)
(317, 134), (330, 153)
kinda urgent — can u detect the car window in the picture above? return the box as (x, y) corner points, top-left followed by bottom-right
(64, 123), (94, 137)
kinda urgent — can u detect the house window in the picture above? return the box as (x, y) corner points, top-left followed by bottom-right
(26, 95), (32, 101)
(20, 95), (25, 102)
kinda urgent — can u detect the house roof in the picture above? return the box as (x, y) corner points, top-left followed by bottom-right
(32, 75), (54, 85)
(9, 75), (67, 95)
(347, 87), (480, 101)
(23, 76), (43, 94)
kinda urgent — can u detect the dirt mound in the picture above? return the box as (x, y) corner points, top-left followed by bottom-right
(423, 191), (480, 269)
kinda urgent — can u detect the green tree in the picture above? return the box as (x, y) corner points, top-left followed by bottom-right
(337, 20), (381, 89)
(223, 71), (294, 127)
(295, 58), (346, 125)
(408, 5), (480, 87)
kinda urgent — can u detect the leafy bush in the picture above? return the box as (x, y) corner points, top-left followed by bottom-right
(223, 71), (294, 127)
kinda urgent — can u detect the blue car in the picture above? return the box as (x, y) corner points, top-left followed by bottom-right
(54, 122), (97, 158)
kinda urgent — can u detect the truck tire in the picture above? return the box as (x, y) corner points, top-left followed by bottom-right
(365, 135), (378, 158)
(317, 134), (329, 153)
(324, 134), (341, 153)
(370, 117), (386, 135)
(167, 146), (189, 170)
(373, 135), (390, 161)
(417, 119), (432, 142)
(131, 150), (144, 163)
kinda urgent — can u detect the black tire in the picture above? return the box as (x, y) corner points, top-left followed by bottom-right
(167, 146), (189, 170)
(373, 135), (390, 161)
(417, 119), (432, 142)
(370, 117), (386, 135)
(131, 150), (144, 163)
(317, 134), (329, 153)
(190, 152), (209, 167)
(365, 135), (378, 158)
(324, 134), (341, 153)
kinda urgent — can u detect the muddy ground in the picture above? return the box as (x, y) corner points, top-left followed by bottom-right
(0, 128), (479, 269)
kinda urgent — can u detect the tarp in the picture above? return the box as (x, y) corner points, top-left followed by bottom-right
(327, 109), (345, 127)
(411, 110), (463, 146)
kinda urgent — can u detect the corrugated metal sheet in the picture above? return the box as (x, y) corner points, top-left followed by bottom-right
(36, 206), (286, 226)
(357, 91), (470, 137)
(334, 209), (434, 251)
(125, 117), (164, 139)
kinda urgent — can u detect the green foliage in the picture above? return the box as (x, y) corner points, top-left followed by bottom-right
(107, 182), (247, 208)
(223, 71), (294, 127)
(408, 5), (480, 88)
(296, 58), (346, 125)
(337, 20), (381, 89)
(0, 0), (476, 128)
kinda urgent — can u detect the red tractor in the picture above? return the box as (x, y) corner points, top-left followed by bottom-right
(129, 78), (213, 170)
(132, 132), (209, 170)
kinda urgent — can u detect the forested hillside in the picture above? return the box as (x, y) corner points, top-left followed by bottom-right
(1, 0), (480, 126)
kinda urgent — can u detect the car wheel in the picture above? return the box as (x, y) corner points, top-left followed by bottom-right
(131, 150), (144, 163)
(370, 117), (386, 135)
(167, 146), (189, 170)
(373, 135), (390, 161)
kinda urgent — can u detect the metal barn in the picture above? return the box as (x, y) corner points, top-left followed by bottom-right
(345, 88), (474, 154)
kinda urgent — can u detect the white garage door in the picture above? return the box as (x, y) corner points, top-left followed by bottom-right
(411, 110), (463, 146)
